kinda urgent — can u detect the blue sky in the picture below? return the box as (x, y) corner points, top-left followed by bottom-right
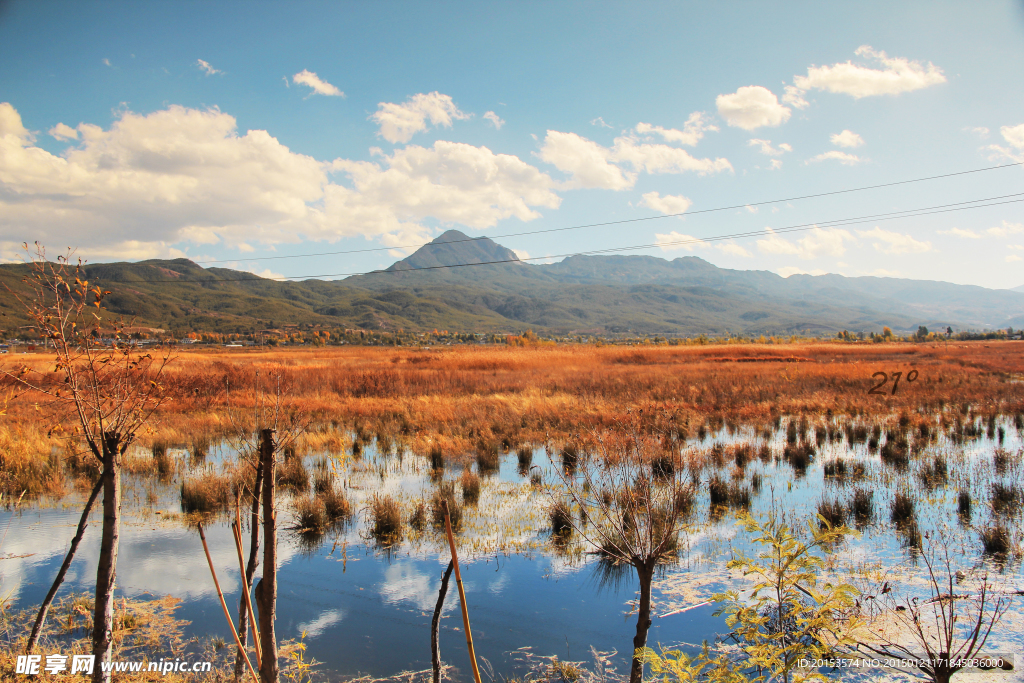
(1, 0), (1023, 288)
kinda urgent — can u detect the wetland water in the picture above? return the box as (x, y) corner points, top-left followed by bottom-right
(3, 416), (1023, 681)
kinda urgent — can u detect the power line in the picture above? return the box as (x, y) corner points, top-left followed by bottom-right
(92, 192), (1024, 283)
(192, 161), (1023, 265)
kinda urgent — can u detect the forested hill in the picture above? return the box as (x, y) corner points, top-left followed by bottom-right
(0, 231), (1022, 337)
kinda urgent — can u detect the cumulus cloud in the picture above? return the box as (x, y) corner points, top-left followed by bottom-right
(988, 123), (1024, 162)
(590, 117), (613, 128)
(292, 69), (343, 97)
(830, 130), (864, 148)
(987, 220), (1024, 237)
(0, 102), (560, 254)
(49, 122), (78, 140)
(782, 85), (809, 110)
(967, 126), (990, 139)
(372, 92), (469, 144)
(196, 59), (222, 76)
(1006, 254), (1022, 263)
(806, 151), (863, 165)
(756, 226), (851, 260)
(483, 111), (505, 130)
(716, 86), (791, 131)
(856, 227), (932, 254)
(634, 112), (717, 146)
(537, 130), (635, 190)
(611, 135), (733, 175)
(640, 192), (692, 215)
(653, 231), (750, 257)
(748, 139), (792, 156)
(791, 46), (946, 99)
(938, 227), (981, 239)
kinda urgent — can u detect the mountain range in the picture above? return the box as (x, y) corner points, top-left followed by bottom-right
(1, 230), (1022, 336)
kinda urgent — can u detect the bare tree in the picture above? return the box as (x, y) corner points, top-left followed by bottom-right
(4, 245), (172, 682)
(851, 546), (1013, 683)
(549, 419), (694, 683)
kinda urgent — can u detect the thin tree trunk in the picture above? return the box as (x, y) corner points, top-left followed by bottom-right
(235, 460), (265, 682)
(629, 563), (655, 683)
(256, 429), (279, 683)
(431, 560), (455, 683)
(26, 477), (103, 653)
(92, 434), (122, 683)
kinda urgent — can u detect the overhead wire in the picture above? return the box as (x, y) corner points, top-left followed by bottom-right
(191, 161), (1023, 265)
(92, 191), (1024, 283)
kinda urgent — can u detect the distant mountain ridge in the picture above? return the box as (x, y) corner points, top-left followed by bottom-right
(1, 229), (1022, 336)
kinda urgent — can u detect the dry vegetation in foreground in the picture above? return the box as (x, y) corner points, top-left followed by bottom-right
(1, 341), (1022, 500)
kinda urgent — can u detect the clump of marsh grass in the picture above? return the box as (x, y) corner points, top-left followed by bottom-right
(320, 486), (350, 521)
(431, 480), (463, 530)
(850, 488), (873, 528)
(823, 459), (848, 479)
(981, 524), (1011, 556)
(783, 443), (814, 475)
(991, 482), (1020, 515)
(189, 436), (210, 463)
(461, 468), (481, 505)
(993, 448), (1009, 475)
(549, 500), (573, 536)
(369, 493), (402, 541)
(476, 440), (500, 475)
(651, 452), (675, 479)
(277, 455), (309, 491)
(709, 475), (729, 507)
(312, 457), (334, 494)
(890, 491), (916, 525)
(180, 471), (232, 514)
(517, 445), (533, 474)
(674, 486), (695, 517)
(293, 494), (328, 532)
(409, 500), (427, 531)
(880, 432), (909, 469)
(560, 445), (579, 475)
(918, 456), (948, 488)
(757, 444), (772, 463)
(816, 497), (846, 528)
(732, 443), (751, 469)
(958, 490), (972, 522)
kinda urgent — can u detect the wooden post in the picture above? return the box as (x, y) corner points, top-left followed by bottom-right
(232, 518), (261, 668)
(257, 428), (279, 683)
(441, 500), (481, 683)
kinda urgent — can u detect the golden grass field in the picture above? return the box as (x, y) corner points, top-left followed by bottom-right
(1, 340), (1021, 499)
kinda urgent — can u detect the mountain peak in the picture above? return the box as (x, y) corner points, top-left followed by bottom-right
(386, 229), (522, 271)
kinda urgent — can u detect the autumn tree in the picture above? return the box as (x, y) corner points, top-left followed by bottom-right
(4, 245), (172, 683)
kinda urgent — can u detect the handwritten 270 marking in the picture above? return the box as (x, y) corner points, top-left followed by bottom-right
(868, 370), (919, 395)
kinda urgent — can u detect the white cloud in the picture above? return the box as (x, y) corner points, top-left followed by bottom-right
(967, 126), (990, 139)
(483, 111), (505, 130)
(856, 227), (932, 254)
(938, 227), (981, 239)
(769, 159), (783, 170)
(987, 220), (1024, 237)
(611, 135), (733, 175)
(640, 191), (692, 215)
(748, 139), (792, 156)
(196, 59), (222, 76)
(102, 58), (112, 67)
(861, 268), (902, 277)
(1001, 123), (1024, 149)
(717, 241), (752, 257)
(292, 69), (343, 97)
(745, 205), (758, 214)
(634, 112), (717, 146)
(1008, 244), (1024, 251)
(757, 226), (851, 260)
(0, 102), (560, 254)
(989, 123), (1024, 163)
(537, 130), (635, 190)
(830, 130), (864, 148)
(806, 151), (863, 165)
(245, 266), (287, 280)
(511, 248), (530, 260)
(590, 117), (613, 128)
(1006, 255), (1022, 263)
(778, 266), (827, 277)
(781, 85), (809, 110)
(297, 609), (343, 638)
(716, 86), (791, 131)
(372, 92), (468, 144)
(654, 231), (751, 257)
(654, 231), (706, 252)
(48, 122), (78, 141)
(791, 46), (946, 99)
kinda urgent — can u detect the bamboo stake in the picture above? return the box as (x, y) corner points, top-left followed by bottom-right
(442, 500), (481, 683)
(198, 523), (260, 683)
(232, 518), (262, 668)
